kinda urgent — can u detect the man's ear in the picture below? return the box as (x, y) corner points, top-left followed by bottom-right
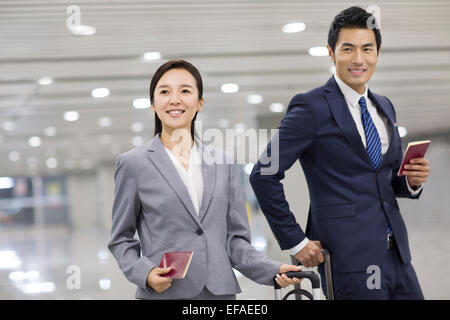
(327, 44), (335, 63)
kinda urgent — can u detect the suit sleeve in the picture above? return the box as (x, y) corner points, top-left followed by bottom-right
(387, 97), (422, 199)
(226, 162), (282, 286)
(107, 154), (157, 290)
(250, 94), (316, 250)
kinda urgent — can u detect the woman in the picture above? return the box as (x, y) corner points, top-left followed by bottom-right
(108, 59), (301, 300)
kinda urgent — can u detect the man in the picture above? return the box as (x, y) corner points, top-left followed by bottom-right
(250, 6), (430, 300)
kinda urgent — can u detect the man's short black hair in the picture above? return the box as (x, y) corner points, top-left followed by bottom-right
(328, 6), (382, 53)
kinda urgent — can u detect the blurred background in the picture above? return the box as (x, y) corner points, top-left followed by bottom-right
(0, 0), (449, 299)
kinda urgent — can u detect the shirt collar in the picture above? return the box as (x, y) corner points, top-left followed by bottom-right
(334, 73), (369, 108)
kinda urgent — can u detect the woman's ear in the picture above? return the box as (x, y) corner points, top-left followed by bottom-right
(198, 97), (205, 112)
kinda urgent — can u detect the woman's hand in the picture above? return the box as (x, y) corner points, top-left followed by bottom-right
(146, 267), (173, 293)
(275, 264), (303, 288)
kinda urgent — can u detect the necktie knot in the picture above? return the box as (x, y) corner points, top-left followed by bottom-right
(358, 96), (367, 109)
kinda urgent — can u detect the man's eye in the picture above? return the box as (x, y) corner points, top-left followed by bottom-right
(343, 47), (352, 52)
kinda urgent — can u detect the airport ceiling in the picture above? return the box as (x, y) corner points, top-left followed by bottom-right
(1, 0), (449, 176)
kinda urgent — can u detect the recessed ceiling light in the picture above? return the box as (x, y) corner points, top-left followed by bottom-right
(29, 136), (42, 147)
(398, 126), (407, 138)
(132, 136), (144, 147)
(131, 122), (144, 133)
(26, 157), (38, 168)
(69, 25), (96, 36)
(98, 117), (112, 127)
(133, 98), (150, 109)
(9, 151), (20, 162)
(64, 111), (79, 122)
(309, 46), (328, 57)
(44, 127), (57, 137)
(282, 22), (306, 33)
(46, 157), (58, 169)
(2, 121), (15, 131)
(38, 77), (53, 85)
(247, 94), (263, 104)
(143, 52), (162, 61)
(92, 88), (110, 98)
(270, 103), (285, 113)
(221, 83), (239, 93)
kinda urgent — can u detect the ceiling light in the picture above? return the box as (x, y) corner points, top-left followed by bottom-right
(98, 117), (112, 127)
(29, 136), (42, 147)
(64, 111), (79, 122)
(92, 88), (110, 98)
(26, 157), (38, 168)
(133, 98), (150, 109)
(247, 94), (263, 104)
(131, 122), (144, 133)
(270, 103), (285, 113)
(2, 121), (15, 131)
(38, 77), (53, 85)
(9, 151), (20, 162)
(69, 25), (96, 36)
(46, 157), (58, 169)
(221, 83), (239, 93)
(309, 46), (329, 57)
(44, 127), (57, 137)
(132, 136), (144, 147)
(143, 51), (162, 61)
(0, 177), (15, 189)
(282, 22), (306, 33)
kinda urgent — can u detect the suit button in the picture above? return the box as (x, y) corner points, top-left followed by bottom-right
(384, 202), (389, 207)
(196, 229), (203, 235)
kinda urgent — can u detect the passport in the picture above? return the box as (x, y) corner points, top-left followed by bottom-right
(398, 140), (430, 176)
(159, 251), (193, 278)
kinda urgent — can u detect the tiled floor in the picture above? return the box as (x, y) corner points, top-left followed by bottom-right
(0, 218), (449, 300)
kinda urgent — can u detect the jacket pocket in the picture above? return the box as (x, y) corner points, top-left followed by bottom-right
(148, 243), (177, 258)
(316, 203), (356, 220)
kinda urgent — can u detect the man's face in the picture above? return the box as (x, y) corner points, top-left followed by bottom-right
(328, 27), (379, 94)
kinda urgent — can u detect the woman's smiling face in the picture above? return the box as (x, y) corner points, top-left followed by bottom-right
(152, 68), (204, 133)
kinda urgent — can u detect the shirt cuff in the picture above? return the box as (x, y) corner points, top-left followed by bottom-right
(406, 178), (424, 196)
(287, 237), (310, 256)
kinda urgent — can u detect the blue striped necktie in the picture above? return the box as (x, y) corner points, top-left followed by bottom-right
(359, 96), (382, 169)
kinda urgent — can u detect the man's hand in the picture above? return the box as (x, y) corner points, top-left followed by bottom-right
(146, 267), (173, 293)
(402, 157), (430, 188)
(275, 264), (303, 287)
(294, 240), (324, 268)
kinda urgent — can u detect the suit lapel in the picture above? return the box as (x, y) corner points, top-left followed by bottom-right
(323, 76), (373, 166)
(368, 90), (398, 167)
(197, 139), (216, 222)
(146, 135), (202, 228)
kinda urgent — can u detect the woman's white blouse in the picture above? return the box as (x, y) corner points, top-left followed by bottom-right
(164, 142), (204, 215)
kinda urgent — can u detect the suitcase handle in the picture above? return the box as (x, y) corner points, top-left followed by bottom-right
(273, 271), (320, 289)
(274, 271), (321, 300)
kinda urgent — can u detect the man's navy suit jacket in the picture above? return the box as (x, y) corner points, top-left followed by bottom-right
(250, 76), (421, 273)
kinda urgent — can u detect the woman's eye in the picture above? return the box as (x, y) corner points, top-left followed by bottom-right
(160, 90), (168, 94)
(182, 89), (191, 94)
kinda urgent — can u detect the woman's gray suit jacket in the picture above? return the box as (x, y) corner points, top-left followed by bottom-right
(108, 135), (281, 299)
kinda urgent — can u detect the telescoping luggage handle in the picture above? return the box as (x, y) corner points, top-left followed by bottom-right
(273, 249), (334, 300)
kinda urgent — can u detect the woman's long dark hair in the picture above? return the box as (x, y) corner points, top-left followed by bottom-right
(149, 59), (203, 140)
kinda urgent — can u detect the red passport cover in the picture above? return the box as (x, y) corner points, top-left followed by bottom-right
(159, 251), (193, 278)
(398, 140), (430, 176)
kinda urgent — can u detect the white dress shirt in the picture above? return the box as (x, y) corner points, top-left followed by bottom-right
(288, 74), (422, 256)
(164, 142), (203, 215)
